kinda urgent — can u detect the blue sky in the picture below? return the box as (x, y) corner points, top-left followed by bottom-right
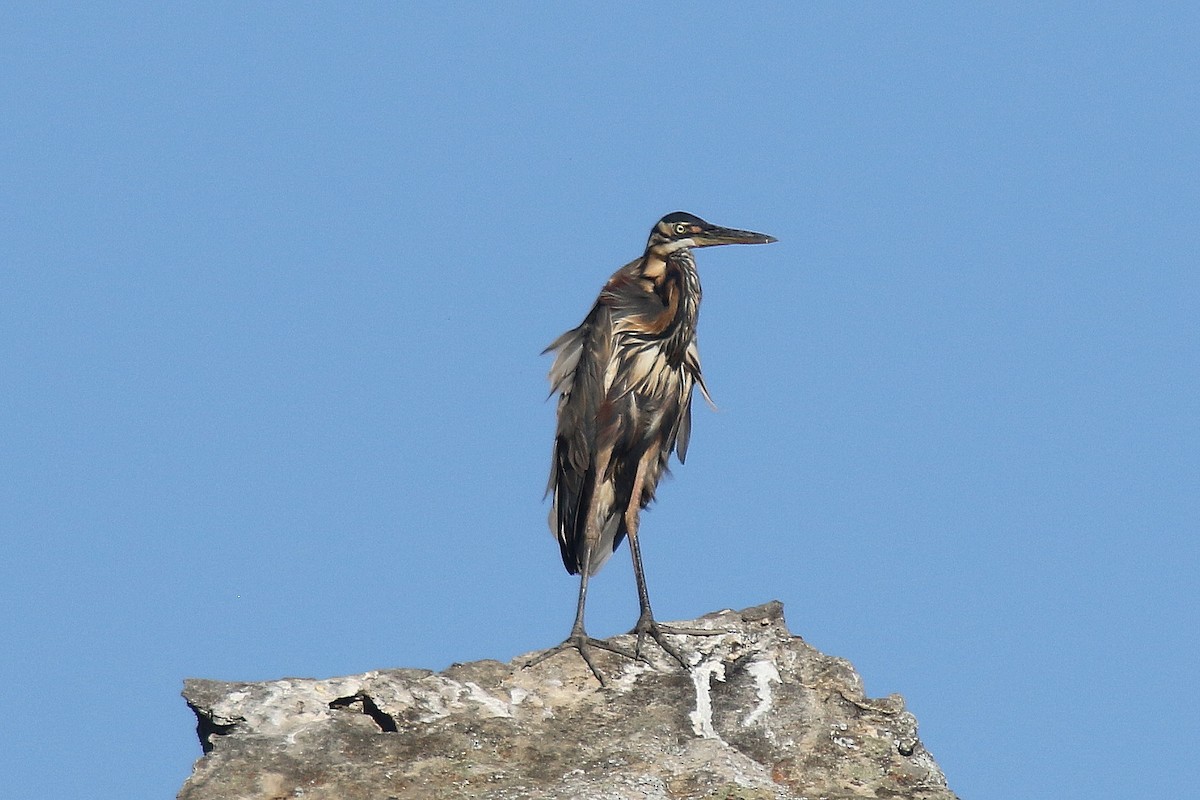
(2, 3), (1196, 798)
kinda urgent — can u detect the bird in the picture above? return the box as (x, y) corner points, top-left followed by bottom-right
(533, 211), (776, 683)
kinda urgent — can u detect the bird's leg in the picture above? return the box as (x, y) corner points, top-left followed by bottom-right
(526, 450), (637, 685)
(625, 518), (686, 669)
(621, 451), (694, 669)
(625, 449), (726, 669)
(525, 567), (638, 685)
(626, 528), (725, 666)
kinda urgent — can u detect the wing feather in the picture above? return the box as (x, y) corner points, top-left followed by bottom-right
(546, 301), (616, 574)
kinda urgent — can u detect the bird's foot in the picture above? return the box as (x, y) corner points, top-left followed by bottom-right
(630, 612), (725, 670)
(524, 630), (639, 686)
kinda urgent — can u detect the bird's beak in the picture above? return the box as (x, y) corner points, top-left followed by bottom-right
(691, 224), (778, 247)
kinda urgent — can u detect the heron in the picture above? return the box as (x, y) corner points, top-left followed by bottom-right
(534, 211), (776, 683)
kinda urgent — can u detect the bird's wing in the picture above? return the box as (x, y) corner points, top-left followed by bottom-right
(545, 297), (615, 574)
(601, 266), (672, 330)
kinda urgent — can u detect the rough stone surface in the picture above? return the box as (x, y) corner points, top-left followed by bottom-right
(179, 602), (958, 800)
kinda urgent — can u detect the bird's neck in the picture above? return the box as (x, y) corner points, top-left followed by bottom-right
(658, 249), (702, 364)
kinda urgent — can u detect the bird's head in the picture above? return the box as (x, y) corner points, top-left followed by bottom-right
(648, 211), (777, 253)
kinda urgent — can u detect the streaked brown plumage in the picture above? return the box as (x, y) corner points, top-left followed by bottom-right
(534, 211), (776, 682)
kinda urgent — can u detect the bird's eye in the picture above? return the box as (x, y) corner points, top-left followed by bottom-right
(674, 223), (689, 235)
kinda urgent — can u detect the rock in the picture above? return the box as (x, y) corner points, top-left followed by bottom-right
(178, 602), (958, 800)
